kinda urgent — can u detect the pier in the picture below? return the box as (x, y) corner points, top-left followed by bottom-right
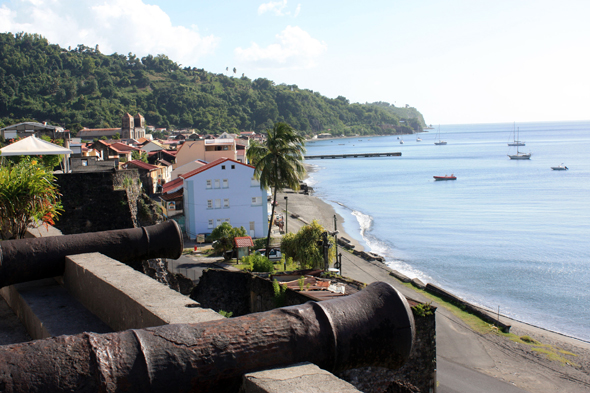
(304, 152), (401, 160)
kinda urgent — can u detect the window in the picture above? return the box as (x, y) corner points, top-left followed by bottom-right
(251, 177), (259, 187)
(224, 199), (229, 208)
(215, 199), (221, 209)
(216, 219), (222, 226)
(221, 165), (226, 170)
(208, 219), (214, 229)
(231, 165), (235, 169)
(249, 222), (255, 231)
(251, 197), (262, 206)
(222, 179), (228, 188)
(207, 200), (213, 209)
(224, 218), (230, 224)
(252, 197), (257, 205)
(214, 179), (220, 188)
(206, 180), (212, 189)
(82, 160), (88, 167)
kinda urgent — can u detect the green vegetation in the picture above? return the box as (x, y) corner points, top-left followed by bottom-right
(209, 222), (246, 260)
(218, 310), (233, 318)
(411, 302), (434, 317)
(281, 219), (336, 269)
(248, 122), (306, 255)
(243, 252), (274, 273)
(272, 279), (287, 308)
(0, 32), (425, 135)
(0, 157), (63, 239)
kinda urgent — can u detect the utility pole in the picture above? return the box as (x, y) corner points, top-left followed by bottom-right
(333, 215), (338, 266)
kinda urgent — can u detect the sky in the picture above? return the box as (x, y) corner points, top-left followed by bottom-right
(1, 0), (589, 125)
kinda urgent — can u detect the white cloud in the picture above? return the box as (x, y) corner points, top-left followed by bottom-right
(235, 26), (326, 70)
(0, 0), (219, 65)
(258, 0), (298, 17)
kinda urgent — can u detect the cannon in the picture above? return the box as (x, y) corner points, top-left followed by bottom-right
(0, 281), (414, 393)
(0, 220), (183, 288)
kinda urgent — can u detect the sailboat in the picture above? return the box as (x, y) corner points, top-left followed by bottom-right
(434, 125), (447, 145)
(508, 145), (531, 160)
(508, 123), (525, 146)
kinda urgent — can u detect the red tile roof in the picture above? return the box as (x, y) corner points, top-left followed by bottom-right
(163, 177), (183, 194)
(180, 157), (254, 180)
(234, 236), (254, 248)
(125, 160), (159, 171)
(110, 142), (141, 152)
(160, 189), (183, 201)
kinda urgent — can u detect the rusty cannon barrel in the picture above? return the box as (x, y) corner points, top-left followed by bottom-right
(0, 220), (183, 288)
(0, 281), (414, 393)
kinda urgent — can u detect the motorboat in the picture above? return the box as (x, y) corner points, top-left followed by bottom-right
(400, 139), (404, 144)
(551, 164), (568, 170)
(416, 137), (422, 142)
(434, 174), (456, 181)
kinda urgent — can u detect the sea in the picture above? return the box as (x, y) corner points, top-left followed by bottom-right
(304, 120), (590, 342)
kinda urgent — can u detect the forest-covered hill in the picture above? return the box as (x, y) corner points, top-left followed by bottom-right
(0, 32), (425, 137)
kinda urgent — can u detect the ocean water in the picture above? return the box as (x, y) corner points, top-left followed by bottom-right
(304, 121), (590, 342)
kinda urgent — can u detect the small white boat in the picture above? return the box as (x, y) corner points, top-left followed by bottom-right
(400, 139), (404, 144)
(551, 164), (568, 170)
(434, 125), (447, 145)
(508, 145), (531, 160)
(416, 137), (422, 142)
(508, 123), (525, 146)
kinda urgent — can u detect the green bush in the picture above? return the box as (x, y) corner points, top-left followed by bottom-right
(243, 252), (274, 272)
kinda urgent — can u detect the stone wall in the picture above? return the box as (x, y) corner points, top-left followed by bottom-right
(54, 169), (163, 235)
(54, 170), (135, 234)
(191, 269), (309, 316)
(338, 300), (436, 393)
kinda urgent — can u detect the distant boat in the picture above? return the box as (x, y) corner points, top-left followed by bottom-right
(551, 164), (568, 170)
(508, 148), (531, 160)
(508, 141), (531, 159)
(400, 139), (404, 144)
(508, 123), (525, 146)
(434, 125), (447, 145)
(434, 174), (456, 181)
(397, 136), (400, 139)
(416, 137), (422, 142)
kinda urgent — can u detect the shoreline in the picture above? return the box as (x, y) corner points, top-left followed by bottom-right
(295, 173), (590, 344)
(276, 186), (590, 392)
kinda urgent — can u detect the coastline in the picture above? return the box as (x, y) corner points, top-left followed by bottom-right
(278, 168), (590, 392)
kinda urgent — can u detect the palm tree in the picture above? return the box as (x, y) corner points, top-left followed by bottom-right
(247, 122), (306, 256)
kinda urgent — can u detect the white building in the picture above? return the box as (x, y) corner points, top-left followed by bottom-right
(182, 157), (268, 239)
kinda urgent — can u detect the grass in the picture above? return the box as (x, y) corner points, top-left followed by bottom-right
(400, 282), (581, 367)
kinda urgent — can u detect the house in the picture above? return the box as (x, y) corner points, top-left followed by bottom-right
(181, 158), (268, 239)
(140, 140), (166, 153)
(174, 138), (238, 168)
(171, 159), (207, 180)
(0, 121), (70, 140)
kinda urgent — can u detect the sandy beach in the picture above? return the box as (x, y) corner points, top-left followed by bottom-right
(273, 185), (590, 393)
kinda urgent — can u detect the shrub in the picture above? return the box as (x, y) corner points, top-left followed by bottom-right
(243, 252), (274, 273)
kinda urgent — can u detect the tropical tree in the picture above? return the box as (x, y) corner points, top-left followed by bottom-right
(210, 222), (247, 260)
(246, 122), (306, 256)
(281, 220), (335, 269)
(0, 157), (63, 239)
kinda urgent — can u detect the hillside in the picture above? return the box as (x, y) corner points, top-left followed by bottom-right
(0, 32), (425, 137)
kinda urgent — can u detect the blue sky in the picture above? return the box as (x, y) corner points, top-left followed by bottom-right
(1, 0), (589, 125)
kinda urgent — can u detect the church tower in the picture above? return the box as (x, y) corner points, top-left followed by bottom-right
(121, 113), (134, 139)
(134, 113), (146, 139)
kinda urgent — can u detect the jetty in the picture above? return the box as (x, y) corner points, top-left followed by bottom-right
(304, 152), (401, 160)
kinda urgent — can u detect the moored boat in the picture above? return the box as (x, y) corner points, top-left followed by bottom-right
(434, 174), (456, 181)
(551, 164), (568, 170)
